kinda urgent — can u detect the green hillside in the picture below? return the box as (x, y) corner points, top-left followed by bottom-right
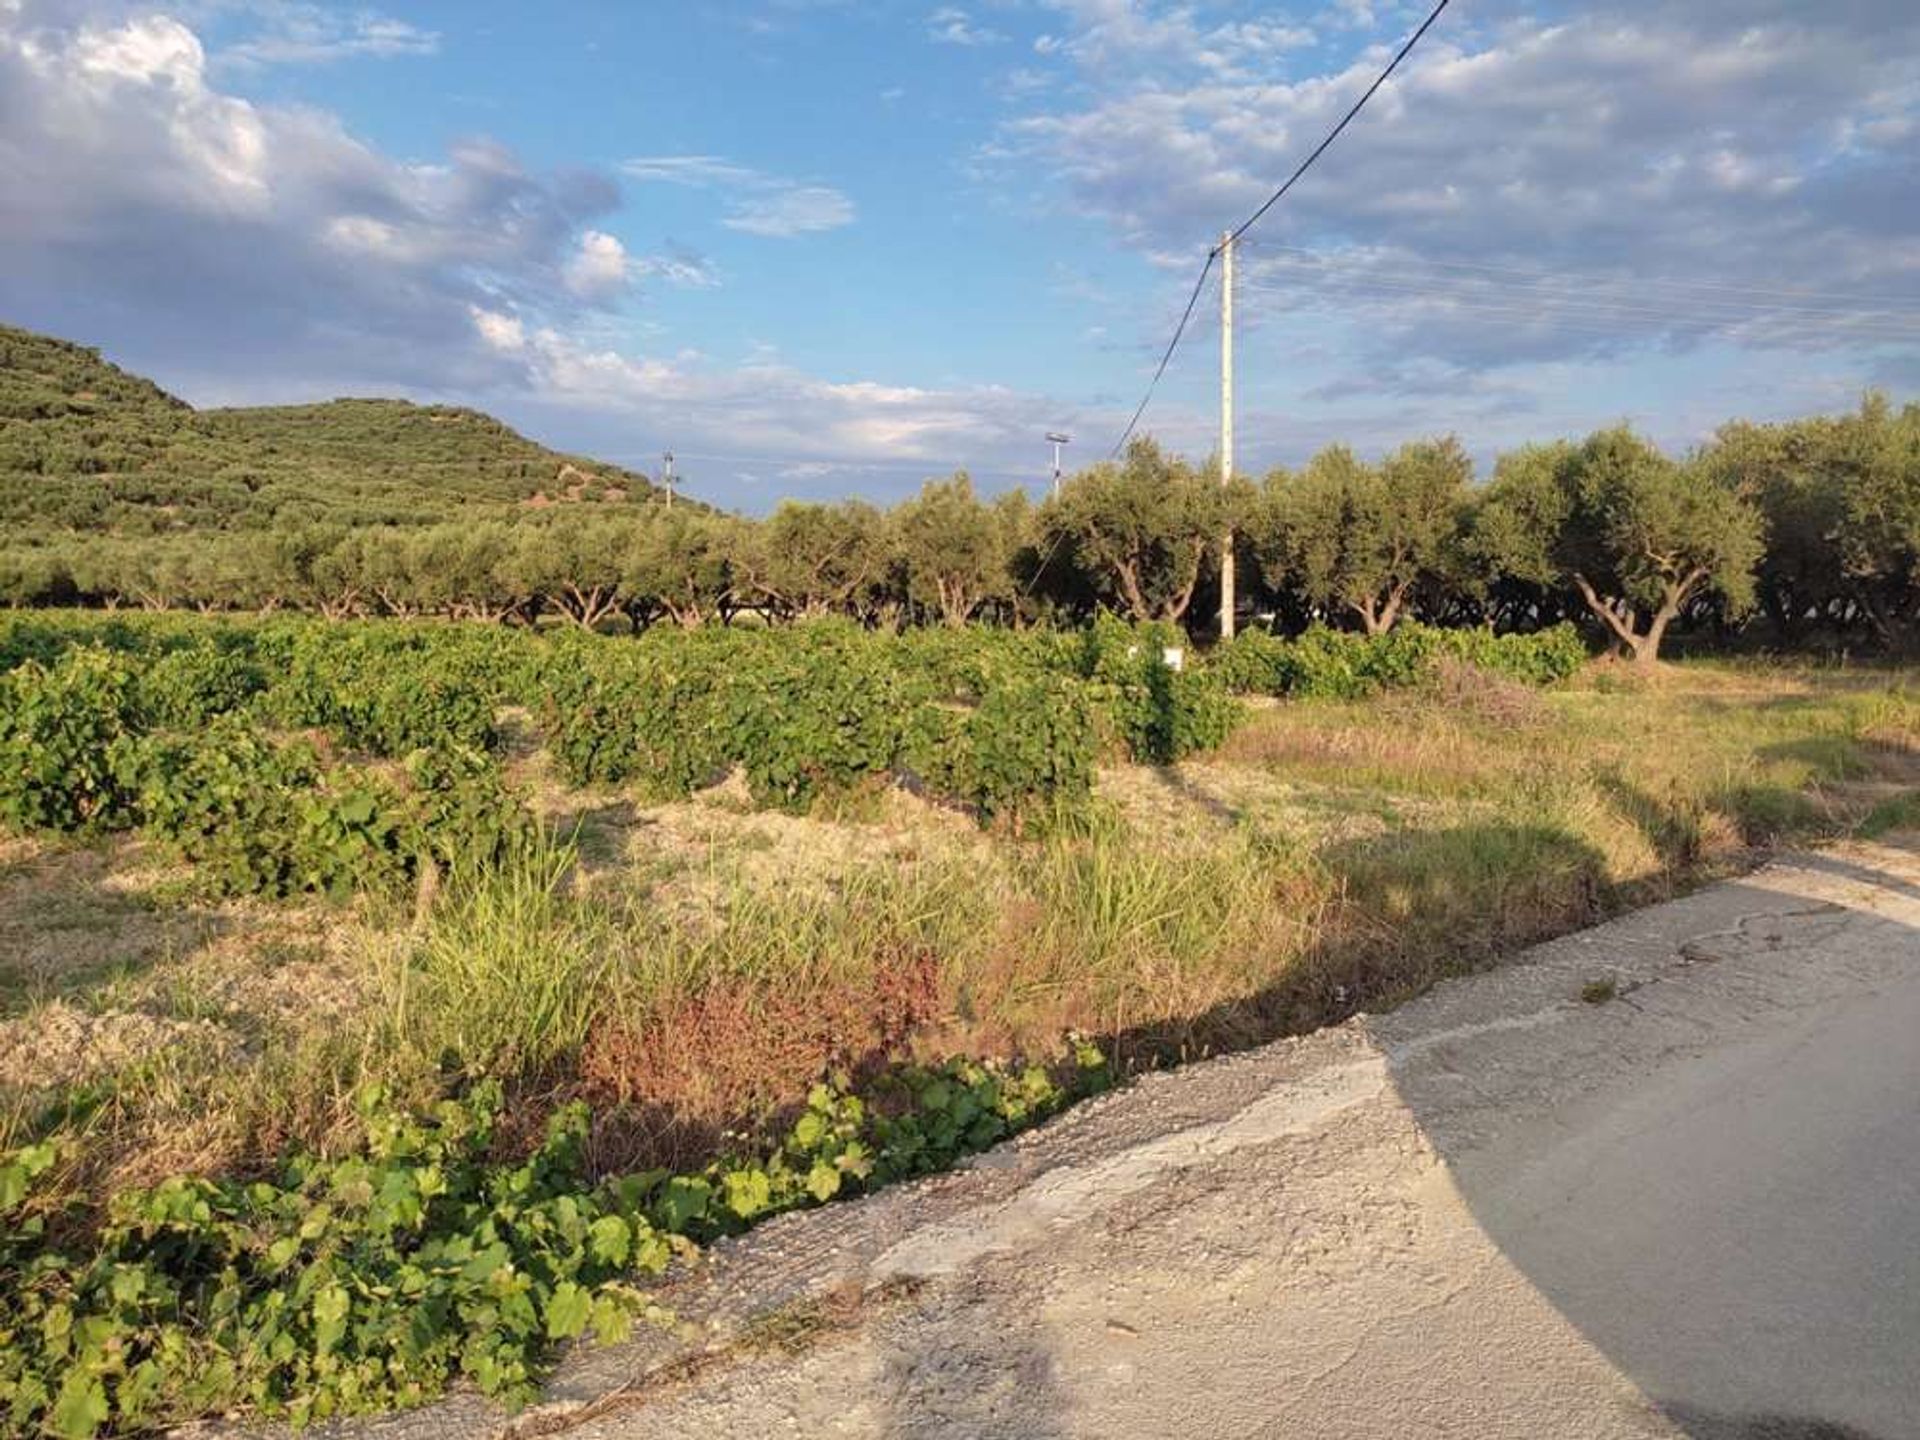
(0, 322), (668, 539)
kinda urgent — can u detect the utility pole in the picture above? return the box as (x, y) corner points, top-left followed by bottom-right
(661, 450), (675, 510)
(1047, 431), (1072, 497)
(1218, 230), (1236, 641)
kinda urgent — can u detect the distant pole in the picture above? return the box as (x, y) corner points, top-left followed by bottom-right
(1219, 231), (1236, 641)
(662, 450), (675, 509)
(1047, 431), (1073, 497)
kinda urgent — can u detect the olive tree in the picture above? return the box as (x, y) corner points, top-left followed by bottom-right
(1256, 437), (1471, 634)
(507, 513), (633, 630)
(1478, 427), (1763, 664)
(626, 508), (740, 628)
(893, 472), (1011, 627)
(1041, 438), (1224, 623)
(741, 499), (885, 619)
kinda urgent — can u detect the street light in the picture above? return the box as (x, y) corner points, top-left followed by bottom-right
(1046, 432), (1072, 497)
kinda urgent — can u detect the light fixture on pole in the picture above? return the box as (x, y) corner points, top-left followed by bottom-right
(1046, 432), (1072, 497)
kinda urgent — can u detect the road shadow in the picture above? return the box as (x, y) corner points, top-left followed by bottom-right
(1381, 835), (1920, 1440)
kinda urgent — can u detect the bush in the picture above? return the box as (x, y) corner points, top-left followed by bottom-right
(547, 624), (1102, 823)
(909, 672), (1098, 828)
(406, 745), (539, 876)
(0, 647), (141, 832)
(1207, 629), (1290, 696)
(721, 628), (907, 811)
(1076, 613), (1241, 763)
(0, 1090), (674, 1436)
(269, 628), (498, 757)
(132, 645), (265, 729)
(1434, 623), (1587, 687)
(1209, 622), (1588, 700)
(114, 723), (415, 899)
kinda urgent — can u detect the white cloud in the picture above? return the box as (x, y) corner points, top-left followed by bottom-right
(461, 308), (1074, 482)
(0, 5), (623, 393)
(632, 248), (720, 289)
(214, 4), (437, 68)
(1004, 1), (1920, 373)
(928, 7), (1004, 47)
(1030, 1), (1314, 81)
(470, 306), (525, 352)
(725, 185), (855, 238)
(621, 154), (856, 237)
(563, 229), (631, 299)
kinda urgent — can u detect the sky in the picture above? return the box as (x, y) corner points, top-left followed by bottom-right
(1, 0), (1917, 511)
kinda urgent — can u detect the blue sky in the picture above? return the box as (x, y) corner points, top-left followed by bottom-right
(2, 0), (1917, 509)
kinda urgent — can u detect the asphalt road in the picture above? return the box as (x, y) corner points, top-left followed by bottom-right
(326, 839), (1920, 1440)
(1446, 849), (1920, 1440)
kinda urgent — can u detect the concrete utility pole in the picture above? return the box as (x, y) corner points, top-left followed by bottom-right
(661, 450), (675, 510)
(1218, 230), (1236, 641)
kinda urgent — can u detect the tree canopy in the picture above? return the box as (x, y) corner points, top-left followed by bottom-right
(7, 319), (1920, 658)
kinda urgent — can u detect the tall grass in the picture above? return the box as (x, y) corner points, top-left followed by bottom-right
(384, 839), (612, 1080)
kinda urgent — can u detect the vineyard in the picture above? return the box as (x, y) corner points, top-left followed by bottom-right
(2, 606), (1916, 1435)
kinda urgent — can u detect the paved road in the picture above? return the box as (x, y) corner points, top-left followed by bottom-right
(1443, 847), (1920, 1440)
(337, 840), (1920, 1440)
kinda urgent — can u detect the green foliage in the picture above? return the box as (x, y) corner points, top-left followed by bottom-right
(1207, 628), (1291, 696)
(113, 724), (534, 902)
(131, 646), (265, 730)
(0, 323), (669, 566)
(1038, 438), (1230, 622)
(0, 628), (538, 900)
(905, 671), (1098, 828)
(406, 745), (540, 876)
(893, 472), (1016, 627)
(1255, 438), (1471, 634)
(112, 722), (324, 896)
(545, 623), (1103, 823)
(0, 1087), (674, 1436)
(0, 648), (141, 832)
(269, 626), (501, 757)
(1437, 623), (1589, 687)
(1209, 622), (1587, 699)
(1076, 614), (1240, 763)
(1474, 426), (1765, 661)
(0, 1047), (1113, 1437)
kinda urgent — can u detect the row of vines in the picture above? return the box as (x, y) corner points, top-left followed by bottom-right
(1, 609), (1589, 875)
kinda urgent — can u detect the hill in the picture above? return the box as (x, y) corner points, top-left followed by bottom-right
(0, 322), (671, 540)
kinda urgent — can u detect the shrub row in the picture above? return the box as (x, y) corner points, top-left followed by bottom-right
(0, 613), (543, 760)
(1209, 622), (1589, 699)
(2, 1051), (1108, 1437)
(540, 623), (1117, 825)
(0, 647), (533, 898)
(4, 610), (1588, 843)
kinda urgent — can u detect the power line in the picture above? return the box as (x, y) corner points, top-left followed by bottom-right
(1238, 272), (1920, 341)
(1108, 252), (1216, 458)
(1223, 0), (1453, 251)
(1245, 254), (1920, 328)
(1244, 240), (1920, 312)
(1106, 0), (1453, 456)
